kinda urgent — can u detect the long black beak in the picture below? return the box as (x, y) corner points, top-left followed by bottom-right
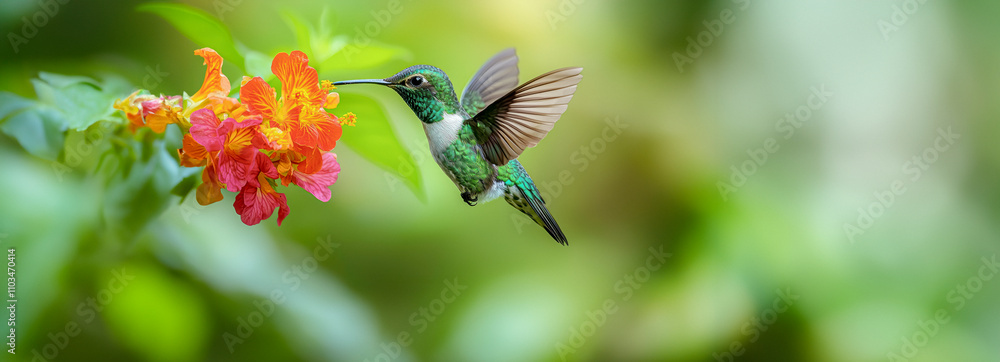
(332, 79), (391, 86)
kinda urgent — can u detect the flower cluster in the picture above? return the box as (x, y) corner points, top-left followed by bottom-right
(114, 48), (352, 226)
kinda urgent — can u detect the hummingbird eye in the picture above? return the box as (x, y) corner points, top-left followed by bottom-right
(407, 76), (425, 87)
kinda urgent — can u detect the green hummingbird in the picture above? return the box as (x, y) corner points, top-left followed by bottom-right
(333, 49), (582, 245)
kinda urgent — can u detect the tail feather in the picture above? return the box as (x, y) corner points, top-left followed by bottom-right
(525, 192), (567, 245)
(506, 184), (567, 245)
(498, 160), (567, 245)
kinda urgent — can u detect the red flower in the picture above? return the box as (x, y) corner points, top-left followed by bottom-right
(234, 153), (289, 225)
(115, 48), (350, 226)
(189, 108), (262, 193)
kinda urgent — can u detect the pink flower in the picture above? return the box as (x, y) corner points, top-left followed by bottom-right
(291, 152), (341, 202)
(189, 108), (264, 192)
(233, 153), (289, 225)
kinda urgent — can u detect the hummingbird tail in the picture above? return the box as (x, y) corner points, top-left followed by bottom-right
(527, 195), (568, 245)
(507, 185), (567, 245)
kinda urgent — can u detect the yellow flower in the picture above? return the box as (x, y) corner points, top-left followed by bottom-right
(339, 112), (357, 127)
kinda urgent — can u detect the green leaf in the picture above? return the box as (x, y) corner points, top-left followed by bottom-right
(1, 72), (129, 160)
(281, 10), (314, 57)
(103, 137), (184, 242)
(136, 3), (245, 71)
(170, 171), (200, 204)
(0, 107), (66, 160)
(32, 72), (119, 131)
(236, 42), (273, 81)
(322, 41), (410, 71)
(37, 72), (101, 89)
(59, 123), (115, 174)
(0, 92), (36, 122)
(96, 73), (137, 100)
(337, 93), (425, 201)
(281, 9), (347, 63)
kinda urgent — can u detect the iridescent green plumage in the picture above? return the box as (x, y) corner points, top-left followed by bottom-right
(496, 160), (565, 243)
(333, 49), (581, 245)
(440, 124), (492, 195)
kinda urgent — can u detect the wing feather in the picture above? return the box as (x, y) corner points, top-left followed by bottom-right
(469, 67), (583, 165)
(460, 48), (520, 116)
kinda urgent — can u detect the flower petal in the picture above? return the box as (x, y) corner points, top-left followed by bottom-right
(247, 151), (279, 187)
(316, 113), (343, 152)
(292, 153), (340, 202)
(196, 164), (224, 205)
(178, 133), (208, 167)
(189, 109), (224, 152)
(191, 48), (231, 102)
(276, 193), (289, 226)
(240, 76), (280, 120)
(218, 148), (255, 192)
(272, 51), (325, 110)
(233, 183), (287, 226)
(324, 92), (340, 109)
(296, 146), (323, 174)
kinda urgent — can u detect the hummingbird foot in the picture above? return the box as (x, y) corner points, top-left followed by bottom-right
(461, 192), (479, 206)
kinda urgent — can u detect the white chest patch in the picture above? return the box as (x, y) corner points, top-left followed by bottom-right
(423, 112), (465, 155)
(480, 180), (507, 203)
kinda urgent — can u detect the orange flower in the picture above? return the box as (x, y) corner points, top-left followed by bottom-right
(191, 48), (231, 102)
(140, 96), (184, 133)
(114, 47), (345, 225)
(240, 76), (291, 123)
(239, 51), (342, 151)
(198, 163), (224, 206)
(272, 51), (325, 109)
(256, 126), (294, 150)
(291, 105), (342, 151)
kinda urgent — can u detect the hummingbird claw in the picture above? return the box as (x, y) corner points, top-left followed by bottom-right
(461, 192), (478, 206)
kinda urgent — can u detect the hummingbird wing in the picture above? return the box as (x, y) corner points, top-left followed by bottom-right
(468, 67), (583, 166)
(460, 48), (520, 116)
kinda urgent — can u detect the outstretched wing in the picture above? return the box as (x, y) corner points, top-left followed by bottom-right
(460, 48), (520, 116)
(468, 67), (583, 166)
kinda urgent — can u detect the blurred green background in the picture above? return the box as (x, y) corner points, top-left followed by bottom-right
(3, 0), (1000, 361)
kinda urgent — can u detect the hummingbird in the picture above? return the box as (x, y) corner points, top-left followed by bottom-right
(334, 49), (582, 245)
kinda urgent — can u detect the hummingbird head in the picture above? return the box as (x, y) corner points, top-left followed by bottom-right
(334, 65), (462, 123)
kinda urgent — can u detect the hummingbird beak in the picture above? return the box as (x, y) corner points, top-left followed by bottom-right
(332, 79), (392, 86)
